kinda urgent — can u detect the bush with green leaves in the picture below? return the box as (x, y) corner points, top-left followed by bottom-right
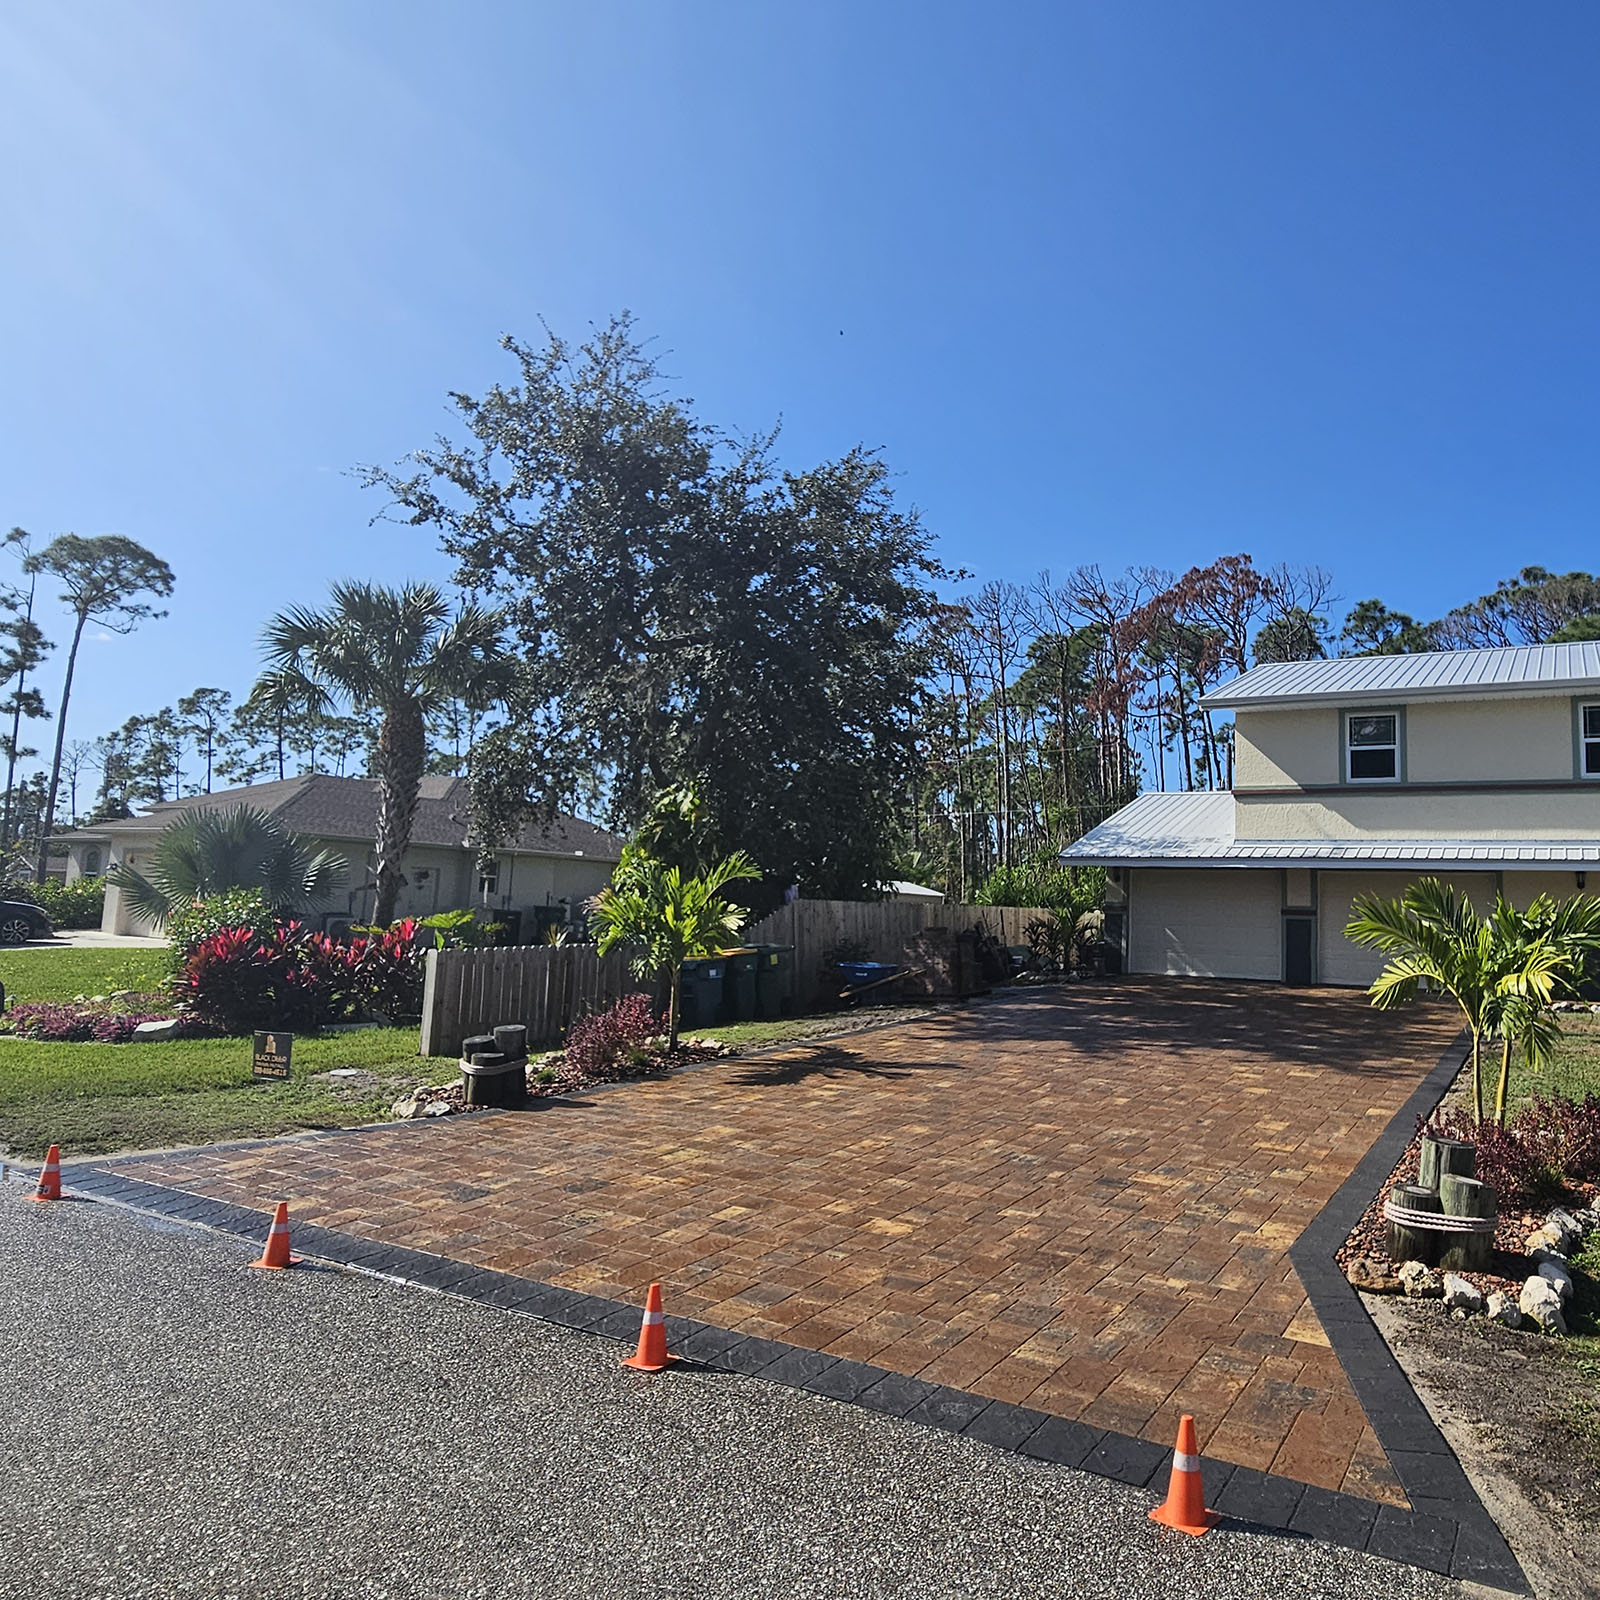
(417, 908), (507, 949)
(975, 860), (1105, 918)
(590, 840), (760, 1051)
(163, 888), (279, 980)
(34, 876), (106, 930)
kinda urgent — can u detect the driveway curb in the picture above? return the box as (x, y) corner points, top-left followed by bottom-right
(62, 1022), (1526, 1596)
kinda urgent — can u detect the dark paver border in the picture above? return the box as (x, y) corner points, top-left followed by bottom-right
(56, 1020), (1526, 1596)
(1289, 1027), (1526, 1590)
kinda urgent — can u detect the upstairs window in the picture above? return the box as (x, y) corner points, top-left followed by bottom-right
(1346, 712), (1399, 783)
(1582, 704), (1600, 778)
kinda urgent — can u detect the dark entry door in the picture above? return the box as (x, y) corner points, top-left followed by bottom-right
(1283, 914), (1315, 986)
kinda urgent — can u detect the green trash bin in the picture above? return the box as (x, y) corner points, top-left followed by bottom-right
(678, 957), (726, 1032)
(719, 947), (760, 1024)
(754, 944), (793, 1020)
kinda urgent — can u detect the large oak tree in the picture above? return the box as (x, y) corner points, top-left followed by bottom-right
(363, 314), (952, 905)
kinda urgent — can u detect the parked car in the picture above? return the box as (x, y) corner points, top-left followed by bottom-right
(0, 900), (53, 945)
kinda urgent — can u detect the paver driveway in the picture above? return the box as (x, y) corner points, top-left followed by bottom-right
(108, 979), (1458, 1504)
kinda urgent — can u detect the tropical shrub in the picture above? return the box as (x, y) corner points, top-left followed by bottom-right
(417, 908), (506, 950)
(564, 993), (660, 1080)
(164, 888), (278, 978)
(172, 918), (424, 1033)
(174, 925), (345, 1032)
(1025, 914), (1070, 972)
(348, 919), (426, 1019)
(975, 861), (1105, 918)
(1430, 1095), (1600, 1209)
(107, 805), (348, 927)
(34, 876), (106, 930)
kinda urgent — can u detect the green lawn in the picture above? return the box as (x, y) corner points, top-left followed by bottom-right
(0, 946), (448, 1160)
(0, 948), (909, 1161)
(0, 946), (171, 1004)
(1508, 1010), (1600, 1108)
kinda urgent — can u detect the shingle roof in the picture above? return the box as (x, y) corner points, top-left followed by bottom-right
(1061, 790), (1600, 868)
(1201, 642), (1600, 710)
(57, 775), (625, 861)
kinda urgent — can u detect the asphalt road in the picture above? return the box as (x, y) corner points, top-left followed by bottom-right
(0, 1180), (1468, 1600)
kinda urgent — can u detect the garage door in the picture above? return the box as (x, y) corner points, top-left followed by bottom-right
(1316, 870), (1497, 987)
(1129, 868), (1282, 981)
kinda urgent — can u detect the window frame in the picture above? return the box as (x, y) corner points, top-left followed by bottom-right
(1342, 706), (1404, 786)
(1579, 700), (1600, 780)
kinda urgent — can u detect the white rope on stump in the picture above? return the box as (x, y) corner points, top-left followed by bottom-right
(1382, 1198), (1497, 1234)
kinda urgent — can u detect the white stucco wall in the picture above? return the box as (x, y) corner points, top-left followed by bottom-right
(1407, 696), (1577, 785)
(1233, 708), (1341, 789)
(1234, 788), (1600, 842)
(1128, 868), (1282, 981)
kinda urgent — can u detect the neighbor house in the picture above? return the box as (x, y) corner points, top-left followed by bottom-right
(54, 774), (625, 939)
(1063, 643), (1600, 986)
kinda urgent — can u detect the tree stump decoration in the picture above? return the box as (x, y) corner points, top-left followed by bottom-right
(1387, 1183), (1443, 1264)
(1437, 1173), (1497, 1272)
(1418, 1134), (1476, 1192)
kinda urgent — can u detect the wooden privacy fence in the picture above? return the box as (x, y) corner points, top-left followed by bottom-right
(417, 899), (1053, 1056)
(418, 944), (659, 1059)
(742, 899), (1052, 1010)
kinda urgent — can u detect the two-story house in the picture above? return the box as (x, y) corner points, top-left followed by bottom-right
(1062, 642), (1600, 986)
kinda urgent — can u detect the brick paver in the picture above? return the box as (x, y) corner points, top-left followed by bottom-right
(111, 980), (1457, 1504)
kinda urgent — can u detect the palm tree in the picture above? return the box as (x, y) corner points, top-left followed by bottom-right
(1348, 879), (1521, 1122)
(107, 805), (348, 926)
(258, 582), (506, 926)
(589, 843), (760, 1050)
(1490, 892), (1600, 1121)
(1347, 880), (1600, 1126)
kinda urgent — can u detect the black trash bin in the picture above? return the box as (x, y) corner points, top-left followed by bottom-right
(720, 947), (759, 1023)
(753, 944), (792, 1020)
(678, 956), (726, 1032)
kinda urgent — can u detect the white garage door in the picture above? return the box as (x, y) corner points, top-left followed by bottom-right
(1129, 869), (1282, 981)
(1316, 870), (1497, 987)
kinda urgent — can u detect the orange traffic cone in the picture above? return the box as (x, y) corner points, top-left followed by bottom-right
(1149, 1414), (1218, 1536)
(249, 1201), (302, 1270)
(621, 1282), (675, 1372)
(30, 1144), (62, 1203)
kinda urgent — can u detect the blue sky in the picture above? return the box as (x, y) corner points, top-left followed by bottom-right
(3, 2), (1599, 754)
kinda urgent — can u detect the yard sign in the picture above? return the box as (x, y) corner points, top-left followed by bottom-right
(252, 1031), (292, 1081)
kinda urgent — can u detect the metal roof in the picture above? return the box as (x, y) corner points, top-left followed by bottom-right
(1061, 791), (1600, 869)
(1201, 642), (1600, 710)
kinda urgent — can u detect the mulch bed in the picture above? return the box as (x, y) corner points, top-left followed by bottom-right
(396, 1037), (733, 1119)
(1337, 1122), (1599, 1298)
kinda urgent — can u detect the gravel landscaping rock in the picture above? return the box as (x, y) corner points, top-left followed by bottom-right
(1519, 1276), (1569, 1335)
(1484, 1290), (1522, 1329)
(1398, 1260), (1443, 1298)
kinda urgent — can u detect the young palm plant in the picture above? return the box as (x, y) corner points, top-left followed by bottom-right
(1490, 891), (1600, 1120)
(1348, 880), (1600, 1126)
(107, 805), (348, 926)
(1347, 879), (1522, 1122)
(589, 843), (761, 1051)
(258, 582), (506, 925)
